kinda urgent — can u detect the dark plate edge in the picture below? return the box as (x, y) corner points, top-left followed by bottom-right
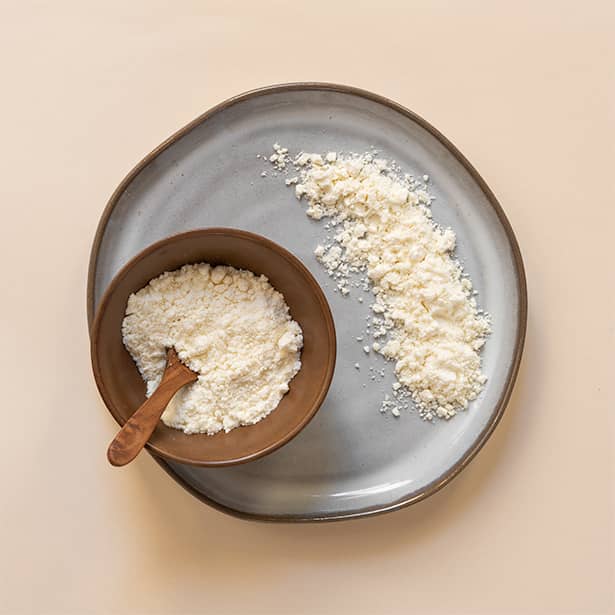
(86, 82), (528, 523)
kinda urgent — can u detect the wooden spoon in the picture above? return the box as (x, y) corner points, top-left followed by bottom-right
(107, 348), (198, 466)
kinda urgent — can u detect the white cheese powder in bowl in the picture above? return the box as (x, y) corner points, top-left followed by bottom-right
(122, 263), (303, 435)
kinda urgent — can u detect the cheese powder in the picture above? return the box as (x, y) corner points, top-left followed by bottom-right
(280, 150), (490, 420)
(122, 264), (303, 435)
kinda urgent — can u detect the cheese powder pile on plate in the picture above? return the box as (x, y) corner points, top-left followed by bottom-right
(274, 150), (490, 420)
(122, 264), (303, 435)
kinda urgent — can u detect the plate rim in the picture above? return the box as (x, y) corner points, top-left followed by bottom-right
(87, 82), (528, 522)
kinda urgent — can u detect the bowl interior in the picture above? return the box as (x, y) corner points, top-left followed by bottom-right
(91, 229), (336, 466)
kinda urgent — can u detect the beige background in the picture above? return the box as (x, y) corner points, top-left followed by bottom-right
(1, 1), (614, 613)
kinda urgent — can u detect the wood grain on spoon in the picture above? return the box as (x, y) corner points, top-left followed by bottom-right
(107, 348), (198, 466)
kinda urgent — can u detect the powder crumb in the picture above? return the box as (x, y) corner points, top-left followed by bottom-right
(269, 143), (289, 170)
(380, 395), (402, 417)
(294, 152), (311, 166)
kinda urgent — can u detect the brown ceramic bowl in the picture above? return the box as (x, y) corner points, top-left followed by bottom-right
(91, 228), (336, 467)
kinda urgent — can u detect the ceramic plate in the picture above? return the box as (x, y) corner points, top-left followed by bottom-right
(88, 83), (526, 521)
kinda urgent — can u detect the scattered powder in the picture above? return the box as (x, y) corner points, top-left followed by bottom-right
(122, 264), (303, 434)
(269, 143), (290, 170)
(268, 148), (490, 420)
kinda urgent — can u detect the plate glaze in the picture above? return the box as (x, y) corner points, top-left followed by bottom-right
(88, 83), (526, 521)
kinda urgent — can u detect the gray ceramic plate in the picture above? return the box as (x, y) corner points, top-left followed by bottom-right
(88, 83), (526, 522)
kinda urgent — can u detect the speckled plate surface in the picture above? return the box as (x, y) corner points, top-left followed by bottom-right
(88, 83), (526, 521)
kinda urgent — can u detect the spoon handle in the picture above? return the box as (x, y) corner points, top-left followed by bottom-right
(107, 349), (198, 467)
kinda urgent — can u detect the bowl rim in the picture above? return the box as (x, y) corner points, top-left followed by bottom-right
(90, 227), (337, 467)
